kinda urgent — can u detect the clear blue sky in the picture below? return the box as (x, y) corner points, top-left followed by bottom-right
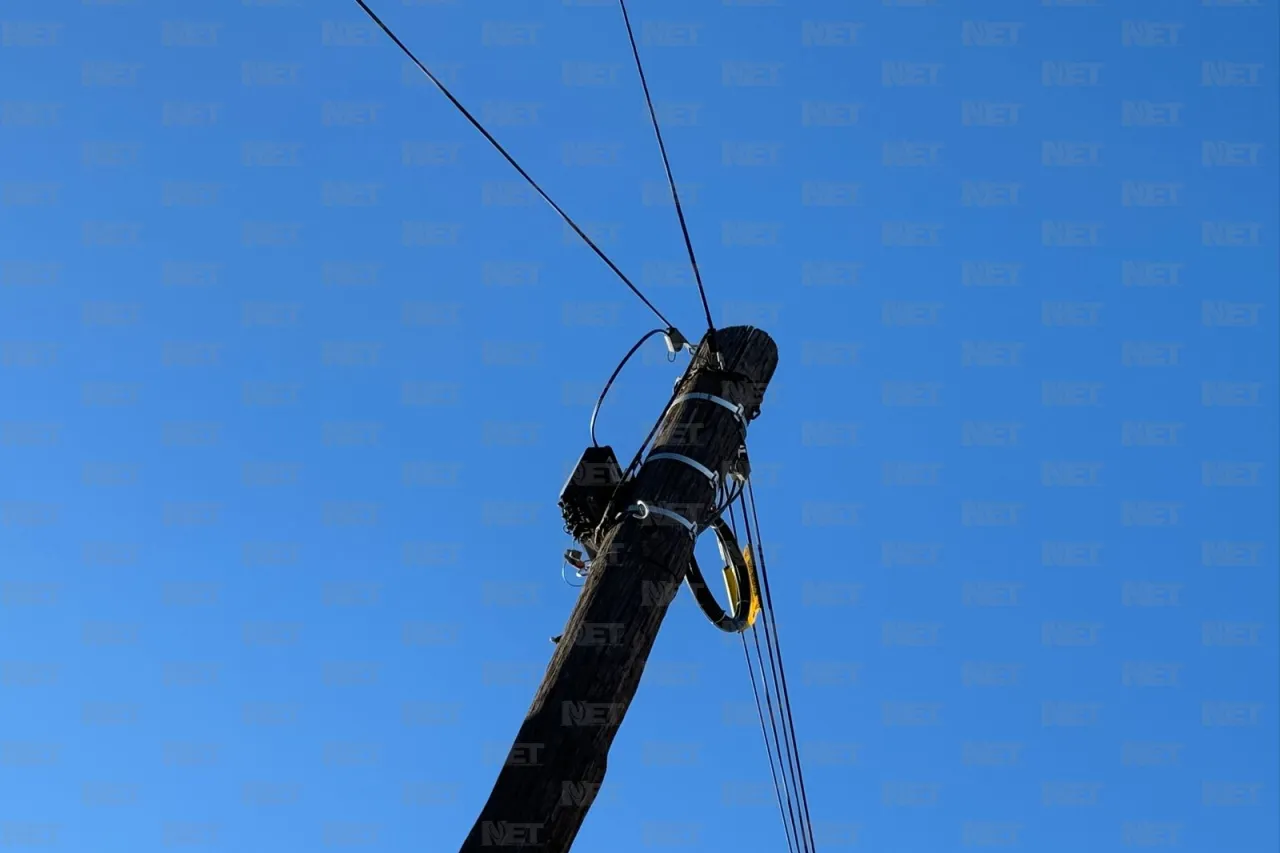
(2, 0), (1277, 850)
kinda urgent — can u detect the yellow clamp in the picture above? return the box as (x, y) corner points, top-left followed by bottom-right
(722, 544), (762, 629)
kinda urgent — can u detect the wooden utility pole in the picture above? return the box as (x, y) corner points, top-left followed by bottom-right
(459, 326), (778, 851)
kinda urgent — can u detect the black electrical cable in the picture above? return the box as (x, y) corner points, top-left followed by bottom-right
(622, 382), (679, 480)
(709, 472), (746, 521)
(592, 376), (682, 546)
(741, 638), (800, 853)
(617, 0), (717, 349)
(734, 495), (812, 852)
(754, 619), (814, 852)
(751, 623), (811, 852)
(728, 502), (802, 853)
(590, 328), (668, 448)
(745, 480), (818, 852)
(352, 0), (678, 332)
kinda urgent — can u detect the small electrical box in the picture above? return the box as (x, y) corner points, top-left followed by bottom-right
(558, 444), (624, 551)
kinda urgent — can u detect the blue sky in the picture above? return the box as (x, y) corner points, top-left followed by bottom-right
(1, 0), (1277, 850)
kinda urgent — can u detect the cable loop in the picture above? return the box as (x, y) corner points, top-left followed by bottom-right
(683, 515), (756, 633)
(590, 328), (668, 447)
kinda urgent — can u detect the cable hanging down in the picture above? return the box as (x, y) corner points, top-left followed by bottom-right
(616, 0), (717, 347)
(741, 481), (818, 852)
(352, 0), (678, 333)
(712, 474), (816, 852)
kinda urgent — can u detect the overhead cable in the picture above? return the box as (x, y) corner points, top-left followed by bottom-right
(352, 0), (679, 331)
(745, 480), (818, 851)
(616, 0), (717, 347)
(729, 500), (806, 853)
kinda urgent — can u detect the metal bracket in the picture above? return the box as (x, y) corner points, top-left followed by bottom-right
(646, 451), (718, 483)
(627, 501), (697, 536)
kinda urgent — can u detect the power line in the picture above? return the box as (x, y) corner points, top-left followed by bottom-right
(616, 0), (717, 347)
(724, 474), (817, 850)
(729, 502), (803, 853)
(742, 633), (803, 853)
(752, 613), (814, 852)
(352, 0), (678, 331)
(746, 480), (818, 851)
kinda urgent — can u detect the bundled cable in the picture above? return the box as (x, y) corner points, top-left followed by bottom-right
(728, 481), (818, 852)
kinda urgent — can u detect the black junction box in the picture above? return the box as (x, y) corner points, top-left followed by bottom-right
(558, 444), (624, 551)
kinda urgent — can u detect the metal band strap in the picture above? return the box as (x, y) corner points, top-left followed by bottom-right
(627, 501), (696, 535)
(669, 392), (746, 425)
(646, 451), (718, 483)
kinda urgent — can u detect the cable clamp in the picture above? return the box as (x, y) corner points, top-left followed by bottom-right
(627, 501), (697, 536)
(646, 451), (718, 484)
(663, 327), (691, 356)
(726, 444), (751, 484)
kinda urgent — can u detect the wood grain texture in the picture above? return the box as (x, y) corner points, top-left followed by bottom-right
(458, 326), (779, 851)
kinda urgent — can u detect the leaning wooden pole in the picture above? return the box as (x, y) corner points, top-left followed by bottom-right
(458, 326), (779, 851)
